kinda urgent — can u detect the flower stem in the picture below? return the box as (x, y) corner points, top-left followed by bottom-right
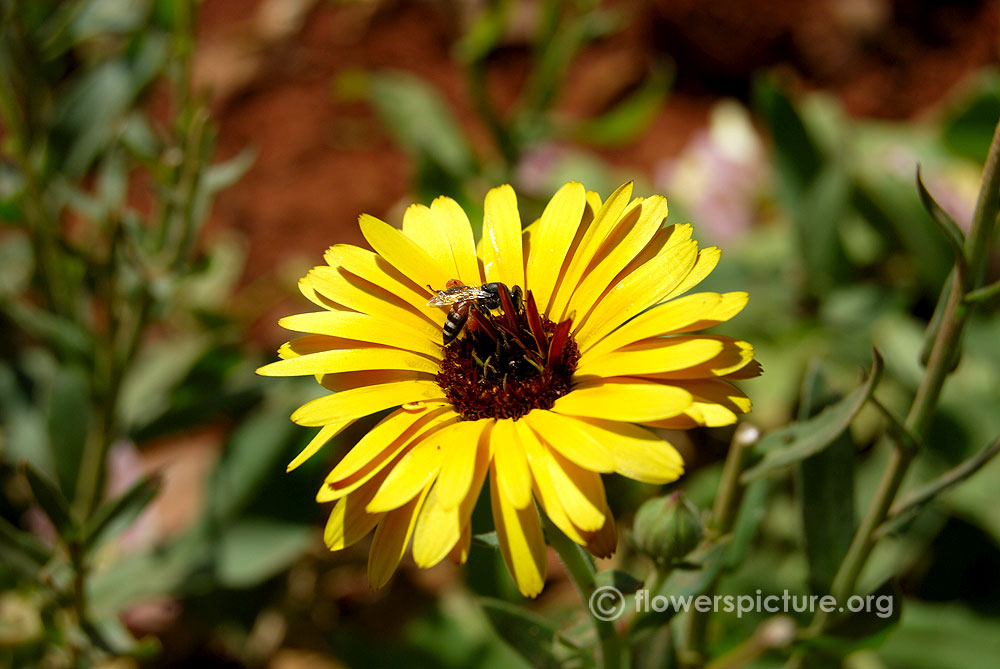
(545, 517), (626, 669)
(682, 423), (759, 665)
(823, 117), (1000, 613)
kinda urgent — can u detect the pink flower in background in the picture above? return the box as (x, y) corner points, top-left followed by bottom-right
(656, 101), (767, 243)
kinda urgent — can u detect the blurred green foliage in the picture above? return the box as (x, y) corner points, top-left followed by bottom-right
(2, 1), (1000, 668)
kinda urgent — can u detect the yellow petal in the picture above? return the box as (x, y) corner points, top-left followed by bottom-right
(525, 182), (586, 316)
(672, 291), (749, 334)
(287, 421), (352, 472)
(544, 449), (606, 532)
(448, 523), (472, 564)
(365, 423), (451, 513)
(552, 378), (692, 422)
(584, 292), (725, 357)
(292, 379), (446, 427)
(278, 312), (444, 359)
(491, 419), (533, 509)
(574, 239), (699, 349)
(304, 265), (441, 341)
(547, 182), (634, 321)
(663, 246), (721, 301)
(412, 431), (491, 567)
(258, 345), (440, 377)
(430, 196), (482, 286)
(367, 484), (430, 589)
(490, 466), (547, 598)
(572, 417), (684, 483)
(677, 379), (752, 426)
(641, 337), (756, 380)
(324, 476), (386, 550)
(481, 185), (525, 290)
(516, 420), (587, 545)
(522, 410), (615, 473)
(574, 336), (725, 379)
(401, 203), (455, 275)
(320, 406), (455, 502)
(565, 194), (667, 323)
(359, 213), (453, 292)
(324, 244), (446, 322)
(435, 420), (492, 509)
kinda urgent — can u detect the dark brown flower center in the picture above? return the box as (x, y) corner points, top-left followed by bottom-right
(435, 287), (580, 421)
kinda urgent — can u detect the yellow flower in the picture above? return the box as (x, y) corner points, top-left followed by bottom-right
(257, 182), (759, 597)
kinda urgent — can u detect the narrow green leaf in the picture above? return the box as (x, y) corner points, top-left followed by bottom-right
(0, 515), (52, 569)
(570, 64), (674, 147)
(46, 365), (90, 500)
(369, 71), (477, 178)
(472, 531), (500, 550)
(794, 164), (852, 294)
(752, 73), (823, 195)
(795, 361), (856, 595)
(83, 474), (161, 553)
(742, 350), (883, 482)
(481, 597), (561, 669)
(203, 147), (256, 193)
(215, 520), (314, 588)
(940, 70), (1000, 164)
(208, 400), (301, 522)
(22, 464), (75, 536)
(809, 580), (902, 652)
(916, 165), (966, 256)
(724, 478), (769, 569)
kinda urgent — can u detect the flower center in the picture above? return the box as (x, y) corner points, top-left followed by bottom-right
(435, 286), (580, 421)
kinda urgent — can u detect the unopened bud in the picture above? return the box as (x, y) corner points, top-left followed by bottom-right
(632, 491), (703, 565)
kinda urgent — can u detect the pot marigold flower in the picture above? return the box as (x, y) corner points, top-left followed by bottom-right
(257, 182), (759, 597)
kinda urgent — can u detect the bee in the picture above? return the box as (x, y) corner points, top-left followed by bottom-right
(427, 280), (520, 344)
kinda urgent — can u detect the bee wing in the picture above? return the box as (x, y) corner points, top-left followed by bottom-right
(426, 287), (490, 306)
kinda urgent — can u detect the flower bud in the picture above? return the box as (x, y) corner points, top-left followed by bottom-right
(632, 491), (703, 565)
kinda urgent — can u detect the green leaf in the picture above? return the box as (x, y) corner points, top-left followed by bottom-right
(82, 474), (161, 553)
(480, 597), (561, 669)
(22, 464), (75, 536)
(878, 599), (1000, 667)
(752, 73), (823, 196)
(795, 361), (856, 595)
(0, 516), (53, 578)
(594, 569), (643, 595)
(940, 70), (1000, 164)
(369, 71), (477, 179)
(472, 531), (500, 550)
(724, 478), (770, 569)
(794, 163), (852, 294)
(88, 530), (207, 618)
(208, 399), (302, 522)
(202, 147), (256, 193)
(0, 231), (32, 296)
(807, 580), (902, 654)
(1, 299), (92, 359)
(215, 520), (314, 588)
(742, 350), (883, 482)
(455, 0), (513, 63)
(570, 64), (674, 147)
(915, 165), (966, 263)
(46, 365), (91, 500)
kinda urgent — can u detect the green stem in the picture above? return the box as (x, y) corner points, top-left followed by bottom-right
(545, 516), (625, 669)
(682, 423), (759, 665)
(822, 117), (1000, 615)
